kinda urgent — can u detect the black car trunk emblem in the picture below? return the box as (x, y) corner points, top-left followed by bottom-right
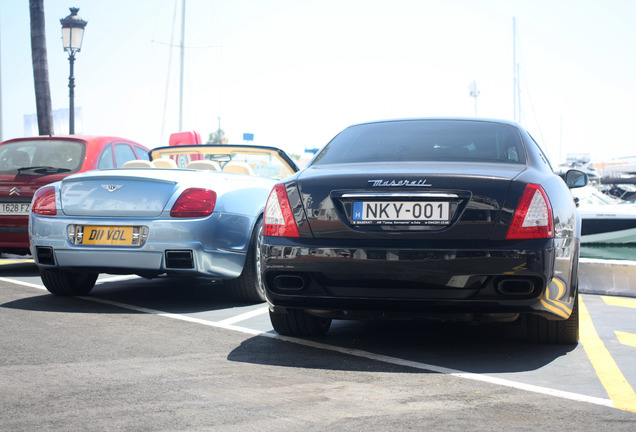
(368, 179), (431, 187)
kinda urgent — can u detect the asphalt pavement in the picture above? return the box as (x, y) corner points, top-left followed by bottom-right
(1, 276), (635, 430)
(1, 255), (636, 430)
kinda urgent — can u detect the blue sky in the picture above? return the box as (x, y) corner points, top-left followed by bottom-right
(1, 0), (635, 162)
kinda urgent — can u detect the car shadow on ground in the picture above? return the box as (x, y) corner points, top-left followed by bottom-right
(2, 263), (579, 375)
(0, 291), (147, 314)
(90, 276), (246, 313)
(227, 318), (578, 375)
(1, 273), (259, 314)
(0, 260), (39, 277)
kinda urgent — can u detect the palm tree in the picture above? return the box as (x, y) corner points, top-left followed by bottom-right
(29, 0), (53, 135)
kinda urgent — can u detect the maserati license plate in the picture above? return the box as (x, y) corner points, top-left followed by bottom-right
(352, 201), (450, 225)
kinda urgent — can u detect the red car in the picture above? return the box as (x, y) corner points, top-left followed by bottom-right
(0, 135), (150, 256)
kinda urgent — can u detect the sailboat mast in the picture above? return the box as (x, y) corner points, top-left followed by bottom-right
(513, 17), (518, 123)
(179, 0), (186, 131)
(512, 17), (522, 123)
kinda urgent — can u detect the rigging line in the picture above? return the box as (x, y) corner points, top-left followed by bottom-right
(150, 0), (168, 41)
(515, 22), (547, 149)
(520, 65), (546, 147)
(179, 0), (185, 131)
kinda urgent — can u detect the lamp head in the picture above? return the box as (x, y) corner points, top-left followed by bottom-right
(60, 7), (87, 54)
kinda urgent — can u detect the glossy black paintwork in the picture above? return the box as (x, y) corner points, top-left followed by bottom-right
(262, 119), (582, 321)
(293, 162), (526, 240)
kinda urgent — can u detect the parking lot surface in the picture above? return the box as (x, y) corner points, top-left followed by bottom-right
(1, 257), (636, 430)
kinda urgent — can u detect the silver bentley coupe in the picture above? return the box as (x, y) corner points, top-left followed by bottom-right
(29, 144), (298, 303)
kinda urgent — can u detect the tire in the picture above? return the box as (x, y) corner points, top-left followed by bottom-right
(225, 218), (266, 303)
(40, 269), (98, 296)
(269, 309), (332, 337)
(527, 294), (579, 344)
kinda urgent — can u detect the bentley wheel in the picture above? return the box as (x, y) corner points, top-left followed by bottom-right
(269, 309), (332, 337)
(40, 269), (98, 296)
(226, 218), (266, 303)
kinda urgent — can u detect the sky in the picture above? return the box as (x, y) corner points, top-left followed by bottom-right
(0, 0), (635, 163)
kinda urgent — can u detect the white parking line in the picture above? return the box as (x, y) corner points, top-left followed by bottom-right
(81, 295), (264, 336)
(216, 306), (269, 325)
(80, 294), (614, 411)
(0, 277), (45, 291)
(1, 276), (617, 411)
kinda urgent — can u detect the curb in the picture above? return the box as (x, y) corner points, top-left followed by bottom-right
(579, 258), (636, 298)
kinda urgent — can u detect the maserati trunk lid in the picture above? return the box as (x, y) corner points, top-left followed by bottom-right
(295, 162), (526, 240)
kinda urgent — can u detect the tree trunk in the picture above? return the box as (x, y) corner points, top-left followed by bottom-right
(29, 0), (54, 136)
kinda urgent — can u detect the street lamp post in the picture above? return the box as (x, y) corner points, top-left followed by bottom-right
(60, 7), (87, 135)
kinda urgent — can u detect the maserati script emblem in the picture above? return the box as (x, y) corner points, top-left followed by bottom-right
(368, 179), (432, 187)
(101, 184), (124, 192)
(9, 186), (20, 196)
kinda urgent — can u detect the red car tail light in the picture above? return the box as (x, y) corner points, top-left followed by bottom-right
(32, 186), (57, 216)
(263, 184), (300, 237)
(506, 184), (554, 239)
(170, 188), (216, 218)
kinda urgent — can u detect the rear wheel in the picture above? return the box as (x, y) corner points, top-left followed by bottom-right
(269, 309), (332, 336)
(225, 219), (266, 303)
(40, 269), (98, 296)
(527, 295), (579, 344)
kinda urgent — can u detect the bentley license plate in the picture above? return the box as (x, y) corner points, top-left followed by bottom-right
(352, 201), (450, 225)
(0, 202), (31, 215)
(80, 225), (136, 246)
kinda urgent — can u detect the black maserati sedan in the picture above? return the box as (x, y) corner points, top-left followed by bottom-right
(261, 118), (588, 344)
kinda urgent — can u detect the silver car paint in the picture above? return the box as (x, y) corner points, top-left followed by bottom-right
(29, 168), (277, 278)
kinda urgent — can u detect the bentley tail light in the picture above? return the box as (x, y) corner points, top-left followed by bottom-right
(506, 184), (554, 239)
(170, 188), (216, 218)
(32, 186), (57, 216)
(263, 184), (300, 237)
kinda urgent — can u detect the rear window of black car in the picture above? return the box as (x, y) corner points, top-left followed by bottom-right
(312, 120), (526, 165)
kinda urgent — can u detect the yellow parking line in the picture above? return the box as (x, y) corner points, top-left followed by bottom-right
(616, 331), (636, 349)
(579, 296), (636, 412)
(602, 296), (636, 310)
(0, 259), (34, 265)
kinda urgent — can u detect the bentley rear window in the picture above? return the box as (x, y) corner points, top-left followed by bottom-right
(0, 140), (85, 174)
(312, 120), (526, 165)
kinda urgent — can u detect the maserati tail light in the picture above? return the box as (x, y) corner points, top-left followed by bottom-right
(263, 184), (299, 237)
(32, 186), (57, 216)
(170, 188), (216, 218)
(506, 184), (554, 239)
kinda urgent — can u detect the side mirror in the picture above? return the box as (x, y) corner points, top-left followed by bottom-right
(564, 169), (588, 189)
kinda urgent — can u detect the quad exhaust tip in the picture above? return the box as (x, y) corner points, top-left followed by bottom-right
(496, 278), (535, 296)
(35, 246), (55, 265)
(273, 274), (306, 290)
(165, 250), (194, 269)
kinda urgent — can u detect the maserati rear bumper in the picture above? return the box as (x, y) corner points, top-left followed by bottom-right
(262, 237), (578, 321)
